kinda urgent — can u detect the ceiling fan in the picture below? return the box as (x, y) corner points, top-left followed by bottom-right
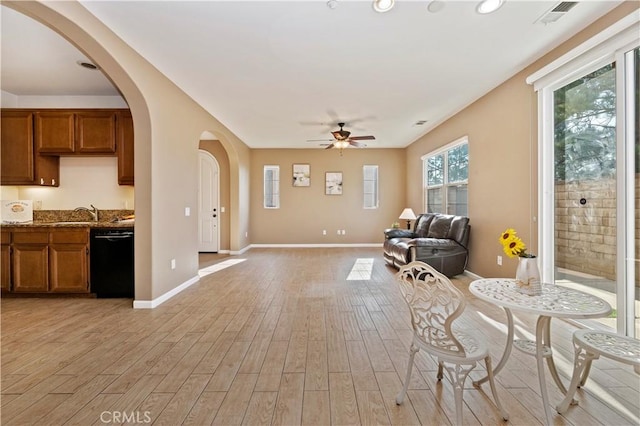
(307, 122), (375, 154)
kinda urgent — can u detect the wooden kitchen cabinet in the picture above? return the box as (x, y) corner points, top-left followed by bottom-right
(1, 231), (11, 291)
(36, 110), (116, 155)
(35, 110), (75, 154)
(117, 110), (134, 185)
(3, 228), (89, 294)
(1, 110), (35, 183)
(12, 231), (49, 293)
(49, 229), (89, 293)
(75, 111), (117, 154)
(3, 108), (126, 186)
(0, 110), (60, 186)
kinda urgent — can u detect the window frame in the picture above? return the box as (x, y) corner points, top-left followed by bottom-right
(363, 164), (379, 209)
(422, 136), (469, 215)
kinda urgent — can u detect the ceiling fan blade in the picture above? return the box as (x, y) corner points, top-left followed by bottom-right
(349, 141), (366, 148)
(325, 144), (335, 150)
(349, 135), (375, 141)
(306, 138), (334, 142)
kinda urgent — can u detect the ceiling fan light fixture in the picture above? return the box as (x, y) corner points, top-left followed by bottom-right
(334, 140), (350, 149)
(476, 0), (504, 14)
(372, 0), (394, 13)
(331, 123), (351, 140)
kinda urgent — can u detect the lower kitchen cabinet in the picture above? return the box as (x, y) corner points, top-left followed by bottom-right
(1, 231), (11, 291)
(49, 230), (89, 293)
(3, 227), (89, 294)
(12, 244), (49, 292)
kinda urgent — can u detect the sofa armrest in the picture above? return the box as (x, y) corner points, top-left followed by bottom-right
(384, 229), (416, 239)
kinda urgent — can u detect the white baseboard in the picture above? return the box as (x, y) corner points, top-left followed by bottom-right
(463, 270), (483, 280)
(230, 245), (251, 255)
(250, 243), (383, 248)
(133, 275), (199, 309)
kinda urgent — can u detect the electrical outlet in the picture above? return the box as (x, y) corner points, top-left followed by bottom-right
(323, 230), (327, 235)
(171, 259), (176, 269)
(185, 207), (191, 216)
(497, 255), (502, 266)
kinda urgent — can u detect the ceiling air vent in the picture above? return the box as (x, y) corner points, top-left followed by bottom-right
(536, 1), (578, 25)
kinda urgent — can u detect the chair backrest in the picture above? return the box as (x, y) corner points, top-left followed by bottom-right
(396, 261), (467, 356)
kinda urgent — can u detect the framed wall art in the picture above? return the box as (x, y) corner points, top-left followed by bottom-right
(292, 164), (310, 187)
(325, 172), (343, 195)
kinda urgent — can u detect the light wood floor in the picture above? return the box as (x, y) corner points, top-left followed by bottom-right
(2, 247), (638, 425)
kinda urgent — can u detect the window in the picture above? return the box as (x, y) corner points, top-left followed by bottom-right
(363, 165), (379, 209)
(263, 165), (279, 208)
(422, 138), (468, 215)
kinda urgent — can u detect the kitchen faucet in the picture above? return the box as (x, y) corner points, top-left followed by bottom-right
(74, 204), (99, 222)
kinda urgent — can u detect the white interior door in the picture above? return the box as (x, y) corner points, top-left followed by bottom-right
(198, 150), (219, 252)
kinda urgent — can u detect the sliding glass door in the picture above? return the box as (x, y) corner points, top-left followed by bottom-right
(552, 63), (618, 328)
(548, 46), (638, 336)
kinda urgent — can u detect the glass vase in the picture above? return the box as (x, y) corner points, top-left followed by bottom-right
(515, 256), (542, 296)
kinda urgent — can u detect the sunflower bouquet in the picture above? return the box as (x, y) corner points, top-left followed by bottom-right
(499, 228), (535, 258)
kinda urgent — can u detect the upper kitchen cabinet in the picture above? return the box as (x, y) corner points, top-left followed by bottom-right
(1, 110), (59, 186)
(117, 110), (134, 185)
(36, 110), (117, 155)
(1, 110), (35, 183)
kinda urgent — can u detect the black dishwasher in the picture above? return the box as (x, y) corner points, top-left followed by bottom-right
(90, 228), (134, 298)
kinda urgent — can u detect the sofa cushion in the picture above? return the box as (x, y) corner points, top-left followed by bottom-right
(384, 228), (415, 240)
(447, 216), (470, 247)
(414, 213), (435, 238)
(427, 215), (453, 239)
(384, 238), (412, 264)
(409, 238), (465, 253)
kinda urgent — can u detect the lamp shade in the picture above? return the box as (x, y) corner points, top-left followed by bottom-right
(399, 208), (416, 220)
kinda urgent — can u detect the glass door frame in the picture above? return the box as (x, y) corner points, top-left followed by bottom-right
(535, 31), (638, 336)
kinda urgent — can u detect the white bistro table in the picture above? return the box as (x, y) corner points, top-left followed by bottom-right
(469, 278), (612, 425)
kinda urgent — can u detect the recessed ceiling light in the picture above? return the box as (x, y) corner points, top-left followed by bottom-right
(77, 60), (100, 70)
(372, 0), (395, 13)
(476, 0), (504, 14)
(427, 1), (445, 13)
(326, 0), (338, 10)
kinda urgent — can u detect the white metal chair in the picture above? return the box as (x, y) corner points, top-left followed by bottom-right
(557, 329), (640, 413)
(395, 261), (509, 425)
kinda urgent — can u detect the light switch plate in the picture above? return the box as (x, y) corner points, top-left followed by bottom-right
(185, 207), (190, 216)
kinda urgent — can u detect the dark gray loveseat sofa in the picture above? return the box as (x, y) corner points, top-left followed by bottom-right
(383, 213), (470, 277)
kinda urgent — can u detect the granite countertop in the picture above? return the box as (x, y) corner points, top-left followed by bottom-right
(3, 220), (134, 228)
(1, 209), (134, 229)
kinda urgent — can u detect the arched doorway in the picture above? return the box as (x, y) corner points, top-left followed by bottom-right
(198, 150), (220, 252)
